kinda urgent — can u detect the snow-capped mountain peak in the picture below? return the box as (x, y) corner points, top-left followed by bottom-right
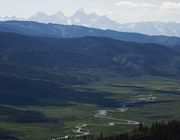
(74, 8), (86, 14)
(29, 12), (50, 23)
(1, 9), (180, 37)
(31, 12), (48, 19)
(53, 11), (66, 18)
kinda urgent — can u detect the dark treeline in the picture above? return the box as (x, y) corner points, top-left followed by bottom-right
(0, 130), (18, 140)
(91, 120), (180, 140)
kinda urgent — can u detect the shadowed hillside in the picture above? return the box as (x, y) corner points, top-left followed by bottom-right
(0, 32), (180, 106)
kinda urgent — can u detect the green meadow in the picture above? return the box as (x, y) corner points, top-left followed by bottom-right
(0, 76), (179, 140)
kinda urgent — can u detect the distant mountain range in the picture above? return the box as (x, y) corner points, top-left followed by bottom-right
(1, 9), (180, 37)
(0, 20), (180, 47)
(28, 9), (121, 30)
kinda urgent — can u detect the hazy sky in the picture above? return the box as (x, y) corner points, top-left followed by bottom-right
(0, 0), (180, 23)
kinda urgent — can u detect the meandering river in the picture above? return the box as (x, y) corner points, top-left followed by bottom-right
(51, 107), (140, 140)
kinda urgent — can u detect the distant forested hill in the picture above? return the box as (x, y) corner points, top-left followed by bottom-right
(0, 21), (180, 47)
(0, 31), (180, 106)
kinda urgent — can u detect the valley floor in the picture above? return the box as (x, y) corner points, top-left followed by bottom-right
(0, 76), (180, 140)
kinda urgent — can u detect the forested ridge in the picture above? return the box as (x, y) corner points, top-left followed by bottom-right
(94, 120), (180, 140)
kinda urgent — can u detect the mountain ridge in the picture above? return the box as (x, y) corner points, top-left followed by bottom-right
(1, 9), (180, 37)
(0, 20), (180, 47)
